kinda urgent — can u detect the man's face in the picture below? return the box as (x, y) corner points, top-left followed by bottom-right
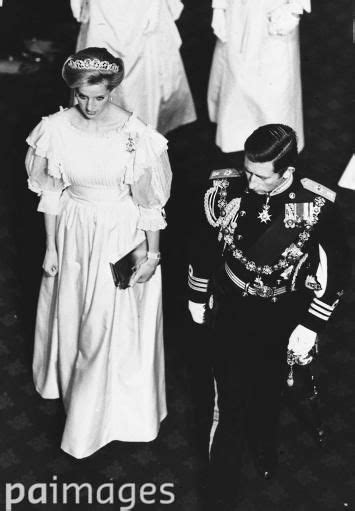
(243, 156), (285, 195)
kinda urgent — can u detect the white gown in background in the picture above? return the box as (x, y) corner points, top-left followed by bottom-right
(71, 0), (197, 134)
(338, 155), (355, 190)
(26, 109), (172, 459)
(208, 0), (311, 153)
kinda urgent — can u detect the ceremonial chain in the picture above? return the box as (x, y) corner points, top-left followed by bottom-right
(204, 179), (326, 277)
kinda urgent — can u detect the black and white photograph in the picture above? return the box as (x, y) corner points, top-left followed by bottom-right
(0, 1), (353, 510)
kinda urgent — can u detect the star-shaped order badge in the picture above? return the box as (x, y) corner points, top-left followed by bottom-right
(258, 203), (272, 223)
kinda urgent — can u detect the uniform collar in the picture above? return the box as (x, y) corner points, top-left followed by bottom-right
(269, 172), (294, 197)
(245, 172), (295, 200)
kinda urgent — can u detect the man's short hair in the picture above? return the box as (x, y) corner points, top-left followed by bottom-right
(244, 124), (298, 174)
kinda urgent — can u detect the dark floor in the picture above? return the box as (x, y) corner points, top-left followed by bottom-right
(0, 1), (354, 510)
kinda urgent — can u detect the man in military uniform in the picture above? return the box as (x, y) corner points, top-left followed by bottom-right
(188, 124), (349, 507)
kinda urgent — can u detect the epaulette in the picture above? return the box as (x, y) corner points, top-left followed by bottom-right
(301, 178), (336, 203)
(209, 168), (243, 180)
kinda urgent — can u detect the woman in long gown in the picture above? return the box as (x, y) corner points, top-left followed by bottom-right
(25, 47), (172, 459)
(208, 0), (311, 153)
(71, 0), (197, 134)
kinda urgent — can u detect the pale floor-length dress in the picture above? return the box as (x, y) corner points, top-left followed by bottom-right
(208, 0), (311, 153)
(72, 0), (197, 134)
(25, 109), (172, 459)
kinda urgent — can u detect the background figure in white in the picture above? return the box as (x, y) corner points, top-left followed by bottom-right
(338, 155), (355, 191)
(208, 0), (311, 153)
(71, 0), (197, 134)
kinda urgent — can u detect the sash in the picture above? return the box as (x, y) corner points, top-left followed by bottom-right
(245, 210), (304, 267)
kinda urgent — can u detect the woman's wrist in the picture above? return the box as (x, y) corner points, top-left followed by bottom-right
(46, 235), (56, 251)
(145, 257), (159, 268)
(147, 251), (161, 261)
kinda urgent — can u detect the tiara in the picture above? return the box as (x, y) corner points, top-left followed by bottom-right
(67, 58), (120, 73)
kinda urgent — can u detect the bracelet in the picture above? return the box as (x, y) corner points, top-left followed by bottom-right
(147, 251), (161, 260)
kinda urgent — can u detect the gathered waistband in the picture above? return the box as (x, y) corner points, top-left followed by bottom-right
(66, 186), (130, 204)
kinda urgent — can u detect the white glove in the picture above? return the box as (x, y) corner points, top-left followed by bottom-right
(212, 8), (227, 43)
(268, 1), (304, 36)
(188, 301), (206, 324)
(288, 324), (317, 362)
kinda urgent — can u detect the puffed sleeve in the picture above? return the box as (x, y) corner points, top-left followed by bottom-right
(25, 117), (69, 215)
(125, 126), (172, 231)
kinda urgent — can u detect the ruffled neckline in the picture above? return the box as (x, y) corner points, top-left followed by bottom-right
(64, 110), (136, 139)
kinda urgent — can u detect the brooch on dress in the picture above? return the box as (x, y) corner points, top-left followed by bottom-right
(126, 134), (136, 153)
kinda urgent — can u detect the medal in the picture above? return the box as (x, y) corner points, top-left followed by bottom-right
(257, 195), (272, 223)
(284, 202), (315, 228)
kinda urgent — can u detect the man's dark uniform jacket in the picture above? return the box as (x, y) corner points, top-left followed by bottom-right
(188, 168), (349, 333)
(187, 168), (350, 503)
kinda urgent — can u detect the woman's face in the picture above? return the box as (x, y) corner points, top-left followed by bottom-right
(75, 82), (110, 120)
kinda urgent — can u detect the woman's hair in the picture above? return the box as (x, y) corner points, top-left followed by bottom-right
(62, 47), (124, 91)
(244, 124), (298, 174)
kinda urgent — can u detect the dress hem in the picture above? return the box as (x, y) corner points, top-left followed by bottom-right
(60, 412), (168, 459)
(35, 386), (61, 400)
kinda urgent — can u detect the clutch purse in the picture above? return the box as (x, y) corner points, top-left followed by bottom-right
(109, 240), (147, 289)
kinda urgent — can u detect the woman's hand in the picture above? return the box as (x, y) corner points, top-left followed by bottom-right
(42, 248), (58, 277)
(129, 259), (159, 286)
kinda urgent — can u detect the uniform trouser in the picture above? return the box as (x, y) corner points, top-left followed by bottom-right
(206, 281), (310, 499)
(187, 321), (215, 465)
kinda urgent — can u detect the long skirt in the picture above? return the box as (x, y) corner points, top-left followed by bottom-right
(33, 187), (167, 458)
